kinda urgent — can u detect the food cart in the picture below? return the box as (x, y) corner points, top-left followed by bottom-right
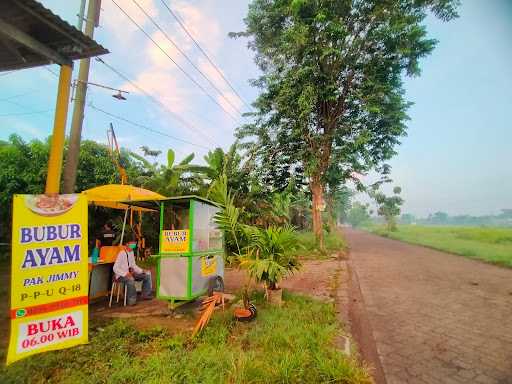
(155, 196), (224, 309)
(83, 187), (225, 309)
(83, 184), (166, 299)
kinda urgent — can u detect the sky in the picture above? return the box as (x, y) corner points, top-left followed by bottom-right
(0, 0), (510, 217)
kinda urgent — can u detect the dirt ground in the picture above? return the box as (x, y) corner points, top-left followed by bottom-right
(345, 228), (512, 384)
(0, 256), (347, 351)
(224, 257), (341, 302)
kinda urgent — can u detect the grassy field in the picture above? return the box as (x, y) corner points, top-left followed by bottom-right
(369, 225), (512, 268)
(292, 231), (346, 259)
(0, 292), (369, 384)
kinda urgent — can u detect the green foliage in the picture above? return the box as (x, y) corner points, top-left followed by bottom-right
(370, 225), (512, 268)
(402, 210), (512, 227)
(0, 135), (143, 242)
(209, 174), (302, 287)
(371, 186), (404, 231)
(167, 148), (175, 168)
(240, 225), (301, 289)
(292, 230), (346, 259)
(140, 145), (162, 158)
(208, 173), (247, 255)
(401, 213), (416, 225)
(269, 192), (292, 224)
(347, 202), (371, 228)
(324, 182), (352, 230)
(135, 149), (209, 196)
(214, 193), (243, 254)
(203, 143), (250, 196)
(236, 0), (460, 244)
(289, 189), (311, 230)
(0, 294), (370, 384)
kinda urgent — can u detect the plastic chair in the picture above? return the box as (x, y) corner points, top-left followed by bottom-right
(109, 277), (127, 307)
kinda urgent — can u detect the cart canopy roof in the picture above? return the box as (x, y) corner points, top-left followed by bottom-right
(82, 184), (166, 210)
(162, 195), (221, 207)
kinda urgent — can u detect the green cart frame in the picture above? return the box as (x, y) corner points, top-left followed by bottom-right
(155, 196), (224, 309)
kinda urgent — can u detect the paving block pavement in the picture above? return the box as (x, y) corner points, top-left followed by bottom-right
(346, 228), (512, 384)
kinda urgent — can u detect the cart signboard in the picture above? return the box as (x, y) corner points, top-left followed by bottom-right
(201, 256), (217, 277)
(7, 194), (88, 365)
(161, 229), (189, 253)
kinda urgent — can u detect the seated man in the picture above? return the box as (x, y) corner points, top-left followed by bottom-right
(113, 245), (153, 306)
(98, 221), (115, 247)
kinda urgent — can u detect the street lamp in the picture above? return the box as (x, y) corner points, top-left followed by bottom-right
(73, 79), (129, 100)
(112, 91), (127, 101)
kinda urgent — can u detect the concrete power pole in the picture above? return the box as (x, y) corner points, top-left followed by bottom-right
(62, 0), (99, 193)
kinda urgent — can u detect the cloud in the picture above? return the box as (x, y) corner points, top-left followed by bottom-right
(172, 1), (222, 52)
(5, 117), (45, 138)
(101, 0), (159, 47)
(96, 0), (239, 152)
(198, 58), (243, 113)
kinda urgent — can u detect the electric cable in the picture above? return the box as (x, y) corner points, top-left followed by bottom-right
(132, 0), (243, 116)
(0, 89), (40, 102)
(43, 67), (59, 77)
(110, 0), (239, 122)
(95, 56), (220, 145)
(0, 109), (53, 117)
(159, 0), (252, 111)
(88, 102), (210, 150)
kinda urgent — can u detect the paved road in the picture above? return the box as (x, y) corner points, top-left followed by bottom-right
(346, 228), (512, 384)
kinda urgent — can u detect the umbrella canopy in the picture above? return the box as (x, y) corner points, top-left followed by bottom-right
(83, 184), (166, 210)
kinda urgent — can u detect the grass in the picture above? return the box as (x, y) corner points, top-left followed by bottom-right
(368, 225), (512, 268)
(292, 230), (347, 259)
(0, 292), (370, 384)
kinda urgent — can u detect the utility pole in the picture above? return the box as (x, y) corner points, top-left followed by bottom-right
(45, 65), (73, 194)
(62, 0), (99, 193)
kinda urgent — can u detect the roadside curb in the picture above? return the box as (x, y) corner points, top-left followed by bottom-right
(346, 256), (387, 384)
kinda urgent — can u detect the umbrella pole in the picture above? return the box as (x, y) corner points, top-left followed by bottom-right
(120, 207), (129, 245)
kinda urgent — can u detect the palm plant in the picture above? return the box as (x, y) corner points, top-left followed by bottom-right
(208, 173), (248, 255)
(240, 225), (300, 291)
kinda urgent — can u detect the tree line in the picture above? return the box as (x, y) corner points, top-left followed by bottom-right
(0, 135), (349, 248)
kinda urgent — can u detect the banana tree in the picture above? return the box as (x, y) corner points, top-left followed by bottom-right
(132, 149), (209, 196)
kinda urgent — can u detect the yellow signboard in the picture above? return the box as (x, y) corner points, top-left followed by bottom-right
(7, 194), (88, 365)
(161, 230), (189, 253)
(201, 256), (217, 277)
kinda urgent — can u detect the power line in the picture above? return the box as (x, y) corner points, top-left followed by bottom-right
(0, 66), (58, 79)
(131, 0), (243, 116)
(0, 98), (51, 117)
(88, 102), (210, 150)
(43, 67), (59, 77)
(110, 0), (239, 122)
(95, 57), (220, 146)
(0, 89), (40, 102)
(0, 109), (53, 117)
(159, 0), (252, 111)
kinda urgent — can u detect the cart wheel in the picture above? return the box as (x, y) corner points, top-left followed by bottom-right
(207, 276), (224, 296)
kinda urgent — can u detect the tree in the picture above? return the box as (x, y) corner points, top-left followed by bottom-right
(140, 146), (162, 158)
(134, 149), (209, 196)
(400, 213), (415, 225)
(203, 142), (251, 196)
(0, 135), (144, 242)
(431, 211), (449, 225)
(235, 0), (459, 249)
(347, 202), (371, 228)
(324, 185), (352, 230)
(500, 209), (512, 219)
(372, 186), (404, 231)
